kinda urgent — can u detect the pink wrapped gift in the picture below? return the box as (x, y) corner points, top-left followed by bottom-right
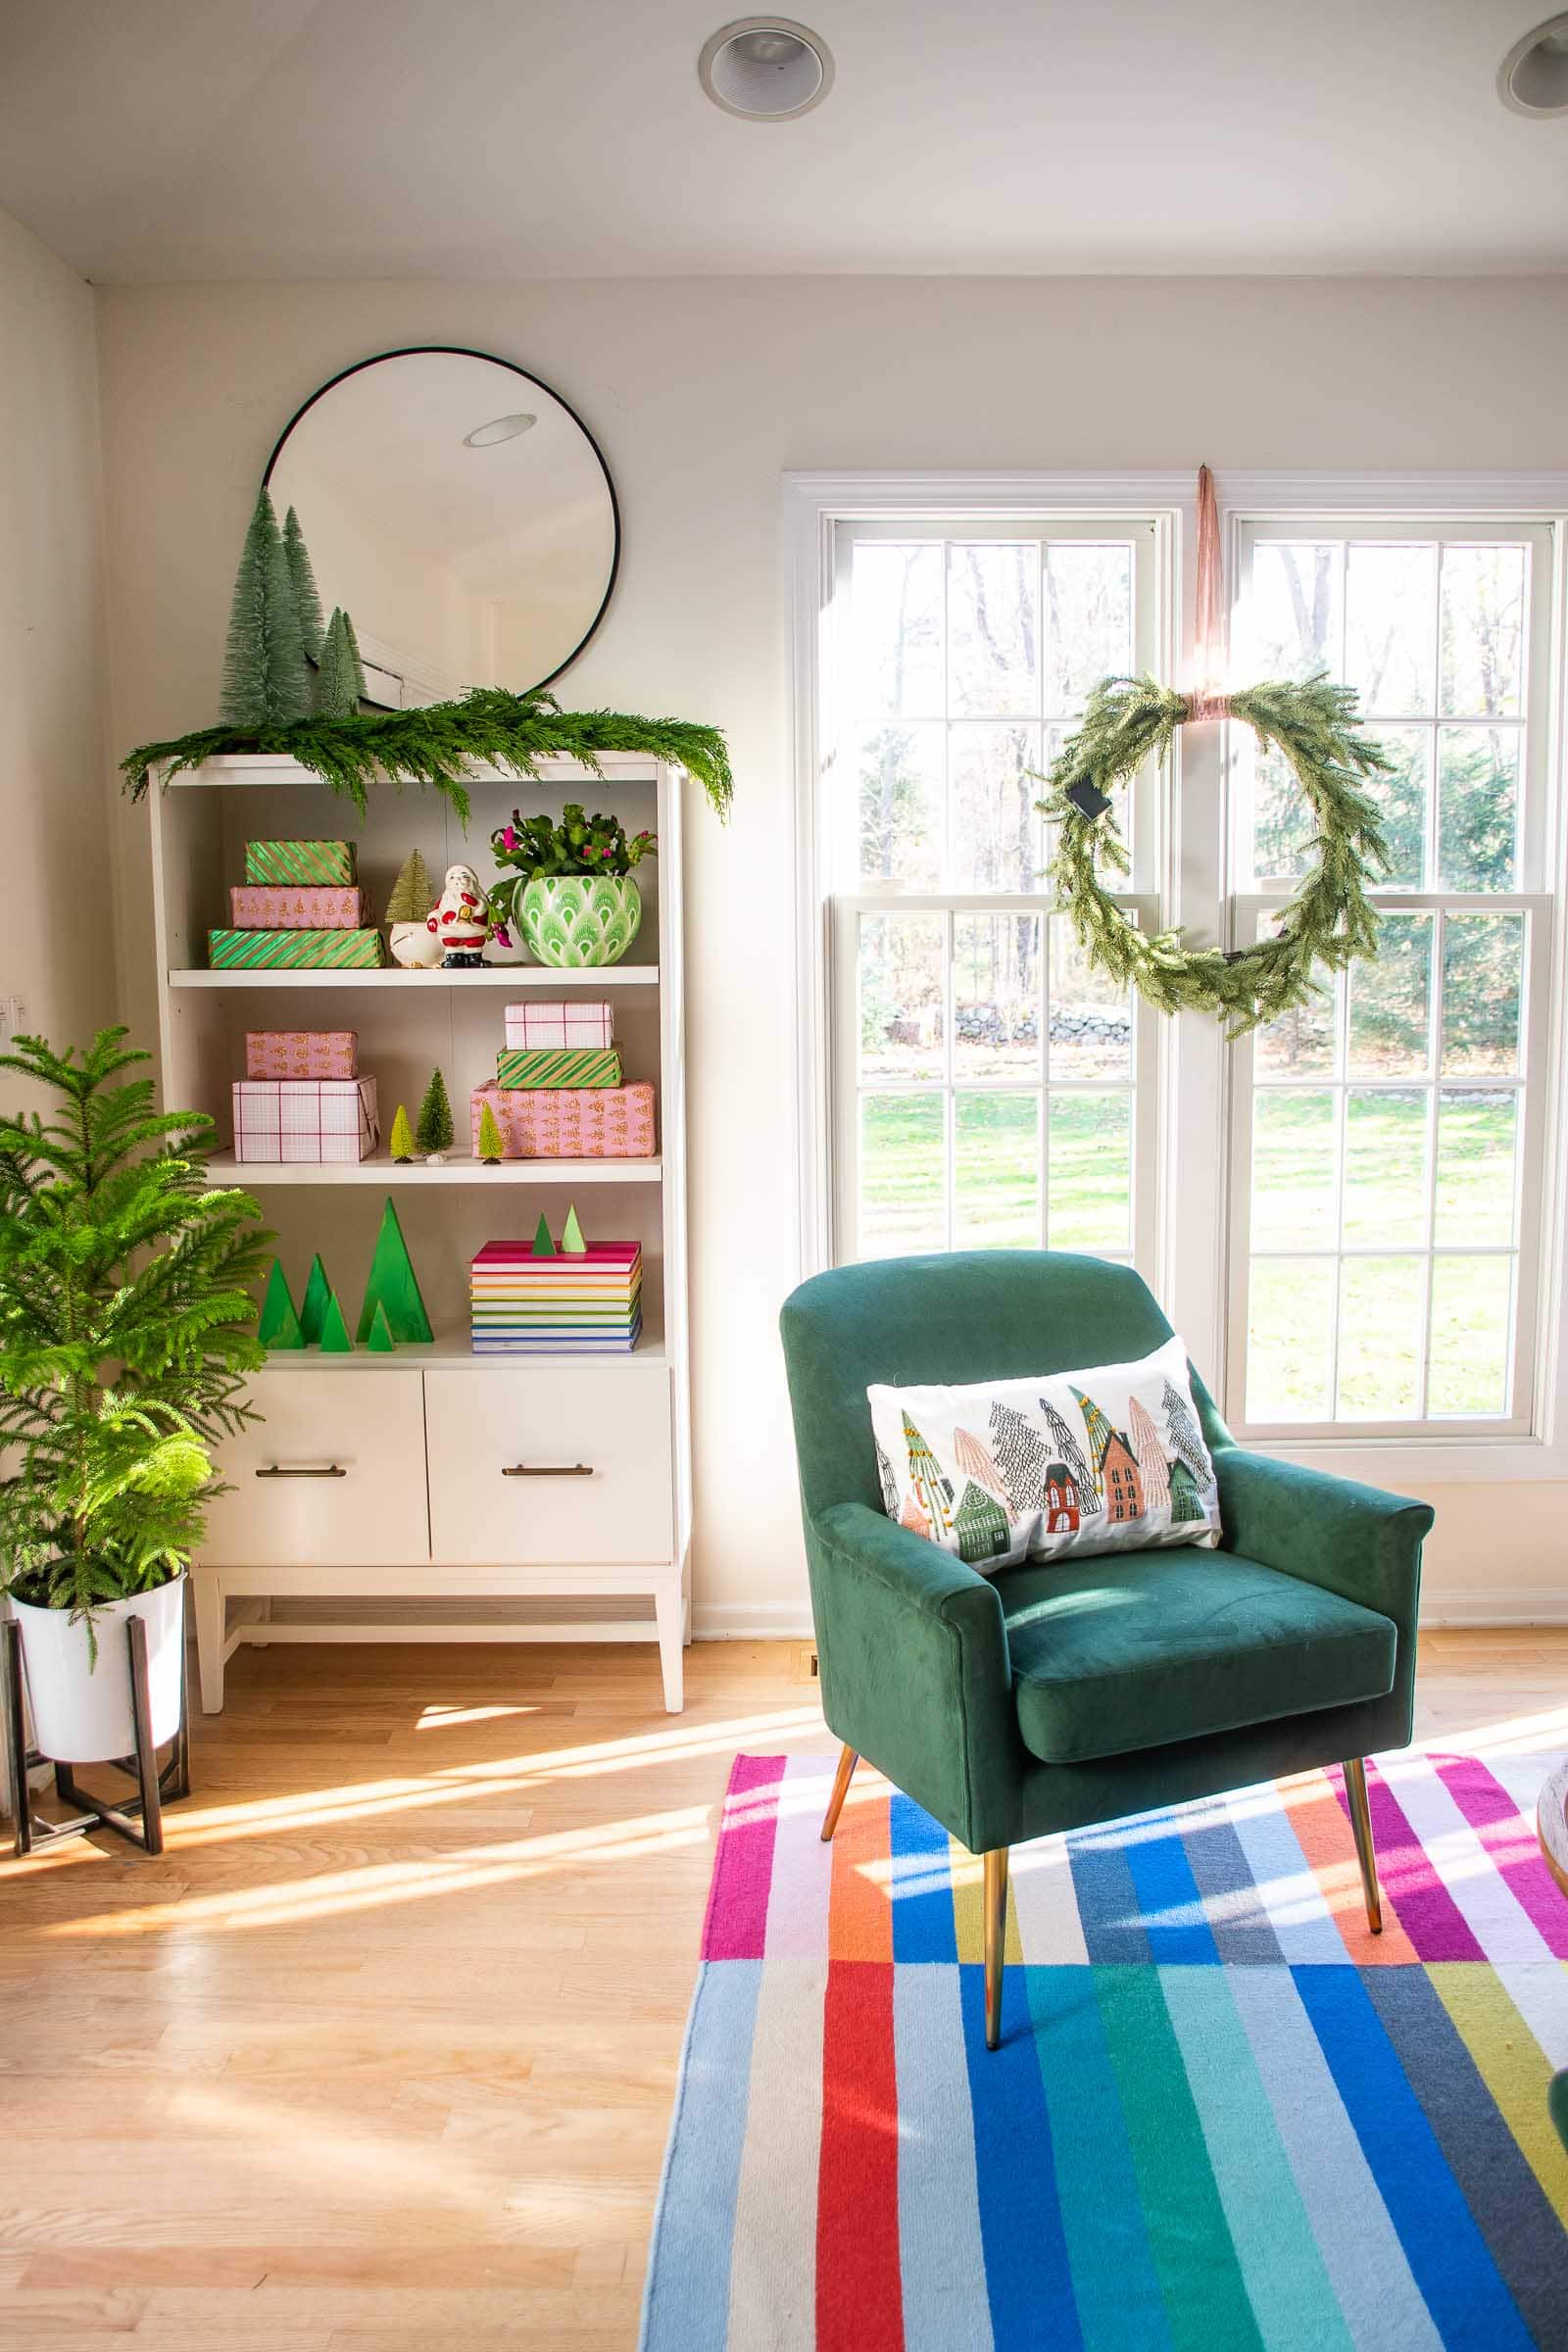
(469, 1081), (655, 1159)
(229, 885), (368, 930)
(231, 1077), (379, 1163)
(245, 1030), (358, 1080)
(504, 1000), (614, 1051)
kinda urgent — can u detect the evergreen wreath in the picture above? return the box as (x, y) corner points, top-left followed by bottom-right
(122, 686), (734, 828)
(1036, 673), (1394, 1034)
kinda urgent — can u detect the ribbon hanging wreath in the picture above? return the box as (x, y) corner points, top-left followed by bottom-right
(1035, 468), (1394, 1035)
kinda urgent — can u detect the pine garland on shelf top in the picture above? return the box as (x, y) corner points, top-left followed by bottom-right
(1037, 672), (1394, 1035)
(122, 686), (735, 829)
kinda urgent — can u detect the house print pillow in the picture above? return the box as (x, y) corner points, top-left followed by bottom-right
(866, 1334), (1221, 1574)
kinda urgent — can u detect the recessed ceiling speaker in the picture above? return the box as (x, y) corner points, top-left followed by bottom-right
(698, 18), (834, 121)
(1497, 12), (1568, 115)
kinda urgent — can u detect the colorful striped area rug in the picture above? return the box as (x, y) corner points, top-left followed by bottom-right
(641, 1750), (1568, 2351)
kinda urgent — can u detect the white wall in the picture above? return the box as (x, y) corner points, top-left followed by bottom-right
(92, 274), (1568, 1630)
(0, 208), (116, 1098)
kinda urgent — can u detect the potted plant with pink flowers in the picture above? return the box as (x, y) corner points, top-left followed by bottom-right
(490, 803), (656, 968)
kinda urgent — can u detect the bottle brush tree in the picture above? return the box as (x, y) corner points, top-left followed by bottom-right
(476, 1101), (504, 1165)
(416, 1067), (454, 1159)
(0, 1030), (271, 1631)
(388, 1104), (415, 1163)
(315, 607), (368, 720)
(281, 505), (326, 665)
(220, 487), (312, 728)
(385, 849), (434, 925)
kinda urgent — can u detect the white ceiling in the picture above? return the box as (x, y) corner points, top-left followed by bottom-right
(1, 0), (1564, 281)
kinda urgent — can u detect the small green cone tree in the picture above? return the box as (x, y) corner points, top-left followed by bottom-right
(561, 1203), (587, 1253)
(318, 1290), (354, 1353)
(385, 850), (434, 925)
(220, 487), (311, 727)
(416, 1067), (454, 1159)
(476, 1101), (504, 1165)
(532, 1211), (556, 1256)
(314, 608), (364, 720)
(281, 506), (326, 664)
(389, 1104), (415, 1163)
(366, 1299), (397, 1353)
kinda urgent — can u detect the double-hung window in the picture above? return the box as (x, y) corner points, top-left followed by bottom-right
(1226, 520), (1558, 1435)
(824, 518), (1162, 1273)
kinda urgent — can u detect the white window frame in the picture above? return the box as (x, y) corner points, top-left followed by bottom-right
(786, 472), (1568, 1488)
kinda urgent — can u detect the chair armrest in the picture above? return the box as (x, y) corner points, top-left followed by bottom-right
(1212, 1448), (1433, 1634)
(807, 1502), (1021, 1852)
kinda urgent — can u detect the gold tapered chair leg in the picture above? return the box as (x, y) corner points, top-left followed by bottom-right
(819, 1744), (858, 1842)
(984, 1846), (1010, 2050)
(1345, 1757), (1383, 1934)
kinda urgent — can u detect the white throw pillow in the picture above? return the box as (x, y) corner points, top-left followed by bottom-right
(867, 1334), (1221, 1573)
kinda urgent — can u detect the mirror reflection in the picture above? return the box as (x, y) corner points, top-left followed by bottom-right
(265, 348), (617, 706)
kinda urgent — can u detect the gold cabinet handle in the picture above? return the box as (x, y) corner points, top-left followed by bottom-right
(255, 1463), (348, 1479)
(501, 1462), (593, 1478)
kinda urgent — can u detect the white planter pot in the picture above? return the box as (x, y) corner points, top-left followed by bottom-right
(11, 1576), (185, 1763)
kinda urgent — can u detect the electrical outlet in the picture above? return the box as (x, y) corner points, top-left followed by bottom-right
(0, 997), (24, 1046)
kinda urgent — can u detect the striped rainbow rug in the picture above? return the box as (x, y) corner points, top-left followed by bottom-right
(641, 1749), (1568, 2351)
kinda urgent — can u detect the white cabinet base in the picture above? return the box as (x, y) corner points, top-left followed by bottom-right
(194, 1562), (688, 1714)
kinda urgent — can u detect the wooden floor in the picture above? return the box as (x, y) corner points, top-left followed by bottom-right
(2, 1630), (1566, 2351)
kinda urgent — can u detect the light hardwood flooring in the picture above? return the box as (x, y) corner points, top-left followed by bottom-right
(2, 1630), (1566, 2351)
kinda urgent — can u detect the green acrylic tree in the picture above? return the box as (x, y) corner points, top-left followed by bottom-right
(220, 487), (311, 727)
(476, 1101), (504, 1165)
(314, 607), (367, 720)
(366, 1299), (396, 1353)
(416, 1067), (454, 1159)
(258, 1257), (303, 1348)
(561, 1203), (587, 1253)
(318, 1290), (354, 1353)
(298, 1252), (332, 1346)
(389, 1104), (415, 1164)
(385, 849), (434, 925)
(281, 505), (325, 665)
(356, 1197), (432, 1344)
(532, 1211), (556, 1256)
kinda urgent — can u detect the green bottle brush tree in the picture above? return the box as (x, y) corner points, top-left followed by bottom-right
(0, 1030), (271, 1632)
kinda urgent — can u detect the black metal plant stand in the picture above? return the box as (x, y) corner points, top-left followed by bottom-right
(1, 1590), (191, 1859)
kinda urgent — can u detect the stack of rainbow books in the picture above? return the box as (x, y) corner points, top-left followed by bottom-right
(469, 1214), (643, 1354)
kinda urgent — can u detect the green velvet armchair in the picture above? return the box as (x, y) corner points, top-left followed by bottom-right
(779, 1250), (1434, 2050)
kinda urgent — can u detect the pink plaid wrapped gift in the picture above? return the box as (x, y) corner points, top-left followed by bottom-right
(469, 1081), (655, 1159)
(503, 1000), (614, 1052)
(231, 1078), (380, 1163)
(245, 1030), (358, 1080)
(229, 885), (368, 930)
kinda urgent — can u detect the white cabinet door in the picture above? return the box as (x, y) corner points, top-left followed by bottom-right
(201, 1371), (429, 1567)
(425, 1366), (673, 1565)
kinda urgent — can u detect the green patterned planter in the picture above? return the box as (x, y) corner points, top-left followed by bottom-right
(514, 874), (643, 968)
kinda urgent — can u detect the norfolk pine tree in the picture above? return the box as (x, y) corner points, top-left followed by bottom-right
(0, 1031), (270, 1627)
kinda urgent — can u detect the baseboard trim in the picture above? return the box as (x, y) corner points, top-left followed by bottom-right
(692, 1601), (815, 1641)
(1420, 1590), (1568, 1627)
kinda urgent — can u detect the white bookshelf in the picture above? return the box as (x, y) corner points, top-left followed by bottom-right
(149, 753), (691, 1711)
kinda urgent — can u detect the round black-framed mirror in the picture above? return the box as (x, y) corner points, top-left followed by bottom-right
(263, 345), (620, 703)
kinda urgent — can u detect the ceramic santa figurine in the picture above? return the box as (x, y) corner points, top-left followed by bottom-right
(427, 862), (507, 969)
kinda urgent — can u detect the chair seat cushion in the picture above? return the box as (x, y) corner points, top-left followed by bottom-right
(1004, 1546), (1397, 1766)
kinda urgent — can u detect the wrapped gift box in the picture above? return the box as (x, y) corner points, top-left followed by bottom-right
(469, 1081), (656, 1159)
(495, 1047), (622, 1091)
(245, 1030), (358, 1080)
(503, 1000), (614, 1051)
(229, 885), (368, 930)
(231, 1077), (379, 1163)
(209, 927), (383, 969)
(244, 840), (357, 886)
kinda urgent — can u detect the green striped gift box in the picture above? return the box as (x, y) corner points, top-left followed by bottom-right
(208, 928), (383, 970)
(495, 1047), (623, 1090)
(243, 840), (357, 886)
